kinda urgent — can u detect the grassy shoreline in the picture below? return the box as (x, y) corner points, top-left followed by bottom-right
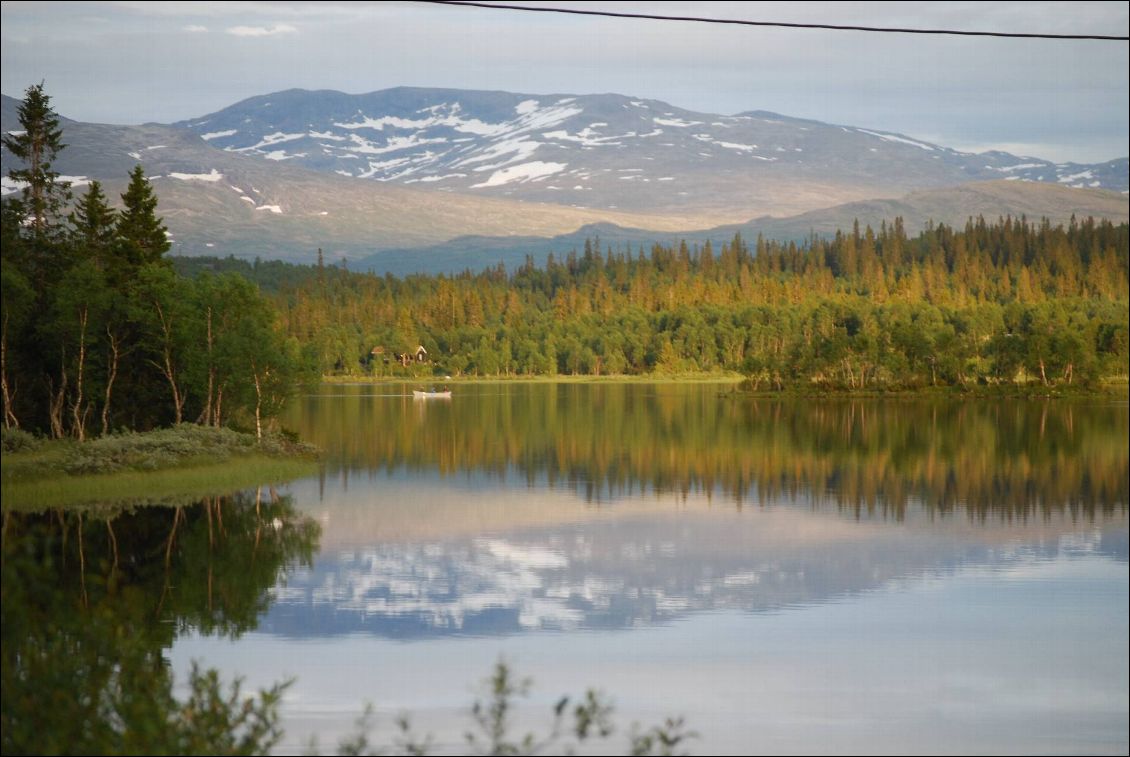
(1, 425), (320, 512)
(318, 372), (1128, 397)
(323, 373), (745, 385)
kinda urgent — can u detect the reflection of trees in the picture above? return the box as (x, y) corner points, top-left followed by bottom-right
(1, 491), (320, 754)
(292, 387), (1127, 520)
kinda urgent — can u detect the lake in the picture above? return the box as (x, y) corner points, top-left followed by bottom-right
(5, 383), (1128, 754)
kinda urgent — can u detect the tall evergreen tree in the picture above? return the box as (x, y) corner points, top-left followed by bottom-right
(117, 165), (170, 268)
(1, 82), (71, 245)
(69, 180), (117, 271)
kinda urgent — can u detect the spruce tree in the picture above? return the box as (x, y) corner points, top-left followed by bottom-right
(69, 180), (117, 271)
(1, 82), (71, 244)
(117, 165), (170, 267)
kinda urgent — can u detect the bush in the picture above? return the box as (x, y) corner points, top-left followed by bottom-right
(1, 427), (42, 453)
(59, 424), (314, 475)
(334, 661), (695, 756)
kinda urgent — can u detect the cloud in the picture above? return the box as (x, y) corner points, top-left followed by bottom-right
(183, 24), (208, 33)
(225, 23), (297, 38)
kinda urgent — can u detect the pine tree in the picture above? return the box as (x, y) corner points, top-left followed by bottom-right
(1, 82), (71, 245)
(117, 165), (170, 267)
(70, 180), (117, 271)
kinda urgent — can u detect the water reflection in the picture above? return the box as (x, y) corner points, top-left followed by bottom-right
(289, 385), (1129, 520)
(264, 488), (1127, 639)
(0, 491), (320, 753)
(266, 386), (1130, 640)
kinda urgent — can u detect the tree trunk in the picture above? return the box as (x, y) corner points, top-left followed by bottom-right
(1, 312), (18, 429)
(214, 384), (224, 428)
(47, 366), (67, 439)
(251, 361), (263, 441)
(1039, 357), (1048, 386)
(151, 300), (185, 424)
(70, 306), (88, 442)
(199, 304), (214, 425)
(101, 328), (120, 436)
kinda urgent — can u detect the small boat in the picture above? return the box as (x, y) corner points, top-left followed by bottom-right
(413, 389), (452, 399)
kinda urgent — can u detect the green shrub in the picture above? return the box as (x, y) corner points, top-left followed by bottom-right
(1, 428), (42, 453)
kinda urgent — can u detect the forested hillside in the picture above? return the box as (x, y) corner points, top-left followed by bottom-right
(179, 215), (1129, 389)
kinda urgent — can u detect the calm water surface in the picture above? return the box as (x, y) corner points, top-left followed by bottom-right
(9, 384), (1130, 754)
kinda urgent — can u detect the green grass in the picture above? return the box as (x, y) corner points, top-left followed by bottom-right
(1, 425), (319, 512)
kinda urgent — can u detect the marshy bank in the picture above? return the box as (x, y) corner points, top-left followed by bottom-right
(1, 425), (320, 511)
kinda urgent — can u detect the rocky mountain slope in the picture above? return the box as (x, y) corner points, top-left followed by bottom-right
(175, 87), (1129, 220)
(3, 89), (1127, 268)
(0, 95), (704, 261)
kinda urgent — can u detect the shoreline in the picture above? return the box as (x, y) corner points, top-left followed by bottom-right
(1, 425), (320, 512)
(317, 373), (1128, 396)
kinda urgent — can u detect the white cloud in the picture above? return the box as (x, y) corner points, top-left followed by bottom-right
(225, 23), (296, 37)
(183, 24), (207, 33)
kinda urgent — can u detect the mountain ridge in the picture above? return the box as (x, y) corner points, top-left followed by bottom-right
(3, 89), (1127, 270)
(346, 180), (1130, 276)
(171, 85), (1128, 220)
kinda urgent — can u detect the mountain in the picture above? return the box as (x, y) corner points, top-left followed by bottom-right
(4, 89), (1127, 268)
(174, 87), (1129, 221)
(348, 181), (1130, 276)
(0, 94), (705, 261)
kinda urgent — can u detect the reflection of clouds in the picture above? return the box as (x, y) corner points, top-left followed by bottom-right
(260, 506), (1127, 639)
(271, 538), (584, 631)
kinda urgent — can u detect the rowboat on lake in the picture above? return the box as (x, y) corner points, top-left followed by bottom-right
(413, 389), (452, 399)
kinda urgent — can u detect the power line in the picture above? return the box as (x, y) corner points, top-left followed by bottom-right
(416, 1), (1130, 41)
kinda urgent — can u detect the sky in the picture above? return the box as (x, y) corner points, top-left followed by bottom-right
(2, 1), (1128, 163)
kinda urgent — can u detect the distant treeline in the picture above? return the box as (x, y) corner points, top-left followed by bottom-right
(178, 214), (1129, 388)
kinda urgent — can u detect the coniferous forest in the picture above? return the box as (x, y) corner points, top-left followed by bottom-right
(180, 215), (1128, 389)
(2, 85), (311, 439)
(4, 83), (1128, 445)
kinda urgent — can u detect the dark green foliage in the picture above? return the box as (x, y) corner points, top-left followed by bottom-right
(1, 85), (309, 439)
(69, 180), (118, 272)
(116, 164), (170, 268)
(1, 82), (70, 246)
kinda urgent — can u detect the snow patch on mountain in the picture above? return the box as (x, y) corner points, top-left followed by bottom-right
(456, 137), (542, 171)
(855, 128), (935, 151)
(59, 175), (91, 188)
(471, 161), (566, 187)
(1, 176), (28, 195)
(1058, 169), (1094, 183)
(542, 128), (624, 147)
(169, 169), (224, 182)
(201, 129), (238, 140)
(272, 150), (309, 161)
(405, 173), (469, 184)
(348, 132), (449, 155)
(239, 131), (306, 151)
(334, 107), (504, 137)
